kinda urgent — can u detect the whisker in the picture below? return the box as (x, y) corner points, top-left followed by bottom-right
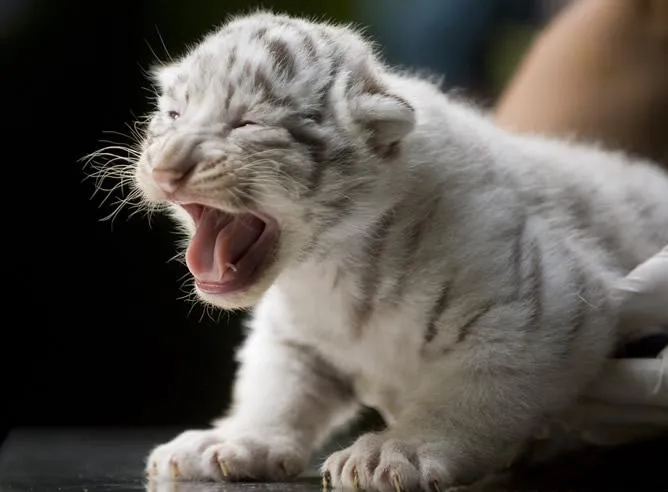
(144, 37), (164, 67)
(155, 25), (174, 62)
(167, 249), (187, 266)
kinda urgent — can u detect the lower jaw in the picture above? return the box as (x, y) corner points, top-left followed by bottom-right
(194, 268), (265, 296)
(195, 280), (242, 295)
(193, 268), (276, 310)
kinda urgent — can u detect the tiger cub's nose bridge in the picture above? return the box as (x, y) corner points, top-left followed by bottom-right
(150, 134), (203, 193)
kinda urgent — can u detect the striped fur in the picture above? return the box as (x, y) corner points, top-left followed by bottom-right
(136, 11), (668, 489)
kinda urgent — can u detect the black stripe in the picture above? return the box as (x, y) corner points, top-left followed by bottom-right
(512, 218), (527, 291)
(514, 219), (543, 330)
(251, 68), (295, 107)
(288, 132), (328, 197)
(252, 26), (268, 41)
(280, 115), (330, 196)
(301, 32), (318, 60)
(391, 196), (440, 303)
(344, 63), (384, 96)
(283, 117), (328, 150)
(424, 281), (451, 345)
(224, 83), (236, 111)
(332, 267), (343, 289)
(266, 38), (297, 79)
(251, 68), (275, 101)
(353, 209), (396, 334)
(281, 339), (354, 401)
(227, 47), (238, 68)
(451, 303), (492, 350)
(278, 23), (319, 62)
(288, 50), (345, 195)
(568, 281), (588, 350)
(526, 234), (544, 330)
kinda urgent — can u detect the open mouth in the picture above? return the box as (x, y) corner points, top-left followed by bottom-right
(180, 204), (279, 296)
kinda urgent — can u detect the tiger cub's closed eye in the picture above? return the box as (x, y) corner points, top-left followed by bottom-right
(167, 111), (180, 120)
(233, 120), (259, 129)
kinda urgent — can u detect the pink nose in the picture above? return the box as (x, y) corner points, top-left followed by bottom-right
(150, 136), (200, 193)
(151, 166), (191, 193)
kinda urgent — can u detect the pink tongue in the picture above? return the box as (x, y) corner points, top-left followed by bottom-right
(185, 208), (265, 284)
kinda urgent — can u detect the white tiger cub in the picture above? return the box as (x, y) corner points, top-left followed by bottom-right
(133, 11), (668, 491)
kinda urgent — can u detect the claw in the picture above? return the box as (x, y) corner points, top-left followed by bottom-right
(218, 459), (231, 479)
(169, 458), (181, 479)
(390, 473), (404, 492)
(429, 479), (442, 492)
(322, 470), (332, 491)
(352, 467), (360, 490)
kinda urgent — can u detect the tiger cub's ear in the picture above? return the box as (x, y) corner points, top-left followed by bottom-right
(344, 61), (415, 156)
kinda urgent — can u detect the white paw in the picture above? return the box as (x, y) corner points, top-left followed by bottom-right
(146, 427), (307, 482)
(321, 433), (452, 492)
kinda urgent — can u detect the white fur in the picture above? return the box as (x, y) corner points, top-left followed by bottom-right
(136, 12), (668, 490)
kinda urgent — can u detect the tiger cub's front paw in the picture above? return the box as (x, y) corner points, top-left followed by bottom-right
(321, 432), (455, 492)
(146, 427), (307, 482)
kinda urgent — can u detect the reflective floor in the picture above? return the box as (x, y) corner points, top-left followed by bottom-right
(1, 427), (666, 492)
(0, 428), (324, 492)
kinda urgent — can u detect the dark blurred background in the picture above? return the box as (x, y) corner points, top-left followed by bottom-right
(1, 0), (565, 445)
